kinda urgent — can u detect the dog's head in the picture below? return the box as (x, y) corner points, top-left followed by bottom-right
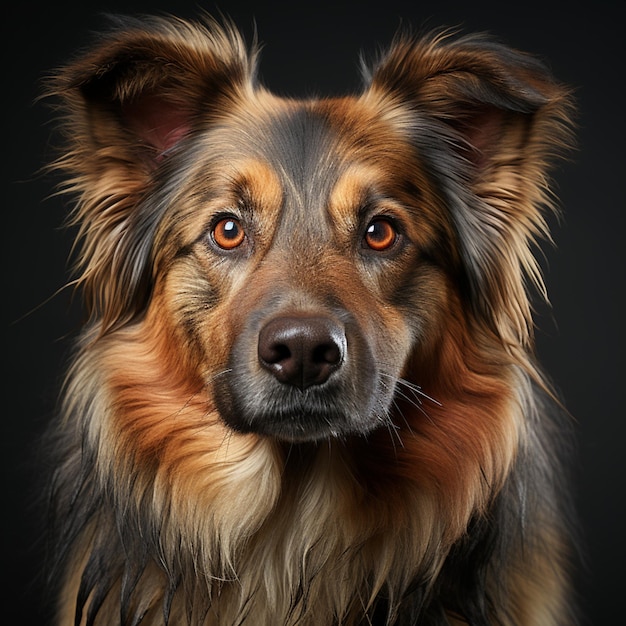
(51, 16), (571, 445)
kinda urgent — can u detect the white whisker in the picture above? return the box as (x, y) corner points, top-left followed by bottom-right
(379, 371), (441, 431)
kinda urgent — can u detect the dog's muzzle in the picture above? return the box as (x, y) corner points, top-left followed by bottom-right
(214, 309), (389, 442)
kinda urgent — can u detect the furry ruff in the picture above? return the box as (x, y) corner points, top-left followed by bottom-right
(44, 14), (577, 626)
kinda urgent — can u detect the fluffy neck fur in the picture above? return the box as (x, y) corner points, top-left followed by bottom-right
(51, 307), (542, 626)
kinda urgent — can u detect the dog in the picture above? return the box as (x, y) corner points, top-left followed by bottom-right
(43, 14), (577, 625)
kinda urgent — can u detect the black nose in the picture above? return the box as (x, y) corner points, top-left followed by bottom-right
(258, 316), (345, 390)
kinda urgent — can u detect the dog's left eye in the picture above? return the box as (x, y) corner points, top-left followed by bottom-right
(211, 217), (246, 250)
(364, 218), (398, 251)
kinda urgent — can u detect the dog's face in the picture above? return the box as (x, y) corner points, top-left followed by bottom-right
(148, 97), (450, 442)
(53, 17), (570, 476)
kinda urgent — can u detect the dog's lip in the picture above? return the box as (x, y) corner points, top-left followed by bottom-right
(223, 387), (386, 441)
(238, 400), (351, 440)
(239, 411), (360, 442)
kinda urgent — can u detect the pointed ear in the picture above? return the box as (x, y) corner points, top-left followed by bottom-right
(367, 32), (574, 344)
(56, 15), (255, 161)
(49, 16), (256, 332)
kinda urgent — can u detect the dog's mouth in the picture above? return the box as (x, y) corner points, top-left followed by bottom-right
(213, 312), (393, 442)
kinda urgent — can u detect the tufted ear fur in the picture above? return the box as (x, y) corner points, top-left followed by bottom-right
(366, 32), (574, 347)
(49, 15), (257, 332)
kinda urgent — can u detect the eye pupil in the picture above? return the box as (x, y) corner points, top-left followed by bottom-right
(222, 220), (238, 237)
(364, 219), (397, 251)
(212, 217), (245, 250)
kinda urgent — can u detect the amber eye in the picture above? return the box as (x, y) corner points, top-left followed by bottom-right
(212, 217), (245, 250)
(364, 219), (398, 251)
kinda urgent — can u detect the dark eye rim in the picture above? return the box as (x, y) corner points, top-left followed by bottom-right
(362, 216), (402, 252)
(209, 214), (247, 251)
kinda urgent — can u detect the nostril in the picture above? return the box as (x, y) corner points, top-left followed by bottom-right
(258, 316), (345, 389)
(260, 341), (292, 366)
(312, 341), (341, 367)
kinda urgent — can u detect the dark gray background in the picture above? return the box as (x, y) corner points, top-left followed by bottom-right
(3, 1), (623, 623)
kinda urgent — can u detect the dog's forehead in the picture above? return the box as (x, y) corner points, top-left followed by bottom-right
(229, 98), (405, 229)
(251, 104), (346, 212)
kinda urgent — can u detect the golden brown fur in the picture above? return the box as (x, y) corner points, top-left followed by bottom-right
(45, 14), (576, 625)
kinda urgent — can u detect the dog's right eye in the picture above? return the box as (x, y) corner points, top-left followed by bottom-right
(211, 217), (246, 250)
